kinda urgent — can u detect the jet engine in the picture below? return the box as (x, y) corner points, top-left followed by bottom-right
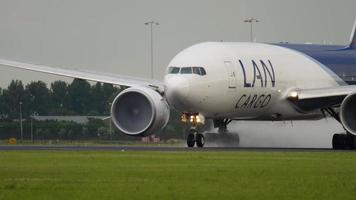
(110, 87), (170, 136)
(340, 92), (356, 135)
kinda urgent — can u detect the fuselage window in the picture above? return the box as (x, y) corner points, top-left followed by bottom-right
(181, 67), (192, 74)
(169, 67), (180, 74)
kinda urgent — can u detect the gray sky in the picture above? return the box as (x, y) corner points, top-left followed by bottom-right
(0, 0), (355, 87)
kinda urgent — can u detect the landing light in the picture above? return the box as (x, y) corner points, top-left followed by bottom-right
(288, 91), (299, 101)
(181, 113), (205, 125)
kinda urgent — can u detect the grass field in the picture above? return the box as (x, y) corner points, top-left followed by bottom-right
(0, 150), (356, 200)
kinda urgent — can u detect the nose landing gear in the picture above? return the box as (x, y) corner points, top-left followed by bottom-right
(185, 118), (238, 148)
(196, 133), (205, 148)
(181, 113), (206, 148)
(187, 128), (205, 148)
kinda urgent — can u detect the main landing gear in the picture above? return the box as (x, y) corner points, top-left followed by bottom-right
(207, 118), (240, 146)
(214, 118), (232, 134)
(187, 128), (205, 148)
(332, 133), (356, 150)
(323, 108), (356, 150)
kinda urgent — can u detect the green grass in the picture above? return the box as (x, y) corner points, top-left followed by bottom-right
(0, 151), (356, 200)
(0, 139), (185, 147)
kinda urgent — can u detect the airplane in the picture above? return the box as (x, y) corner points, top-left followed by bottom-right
(1, 21), (356, 149)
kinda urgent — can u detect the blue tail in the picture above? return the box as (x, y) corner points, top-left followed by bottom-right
(348, 19), (356, 49)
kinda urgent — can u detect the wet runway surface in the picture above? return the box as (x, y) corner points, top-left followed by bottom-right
(0, 145), (340, 152)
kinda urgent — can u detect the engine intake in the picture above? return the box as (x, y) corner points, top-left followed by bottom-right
(111, 87), (170, 136)
(340, 92), (356, 135)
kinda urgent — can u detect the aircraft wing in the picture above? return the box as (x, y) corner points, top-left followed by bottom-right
(288, 85), (356, 111)
(0, 59), (164, 91)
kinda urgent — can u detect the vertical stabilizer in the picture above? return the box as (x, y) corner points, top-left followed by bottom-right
(348, 19), (356, 49)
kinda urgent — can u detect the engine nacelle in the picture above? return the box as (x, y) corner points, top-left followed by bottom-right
(111, 87), (170, 136)
(340, 92), (356, 135)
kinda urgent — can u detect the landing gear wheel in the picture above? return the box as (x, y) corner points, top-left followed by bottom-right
(332, 134), (354, 150)
(187, 133), (195, 148)
(332, 134), (344, 150)
(196, 134), (205, 148)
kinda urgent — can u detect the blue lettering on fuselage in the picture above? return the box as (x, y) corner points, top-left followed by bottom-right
(235, 94), (272, 109)
(234, 59), (275, 110)
(239, 59), (276, 88)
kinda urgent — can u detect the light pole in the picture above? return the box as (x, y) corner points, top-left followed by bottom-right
(109, 119), (112, 141)
(108, 103), (112, 141)
(60, 103), (63, 114)
(30, 115), (33, 143)
(19, 101), (23, 143)
(244, 17), (259, 42)
(144, 21), (159, 80)
(30, 112), (36, 144)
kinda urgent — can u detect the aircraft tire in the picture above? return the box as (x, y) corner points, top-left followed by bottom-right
(196, 134), (205, 148)
(187, 133), (195, 148)
(350, 134), (356, 150)
(332, 134), (354, 150)
(332, 134), (344, 150)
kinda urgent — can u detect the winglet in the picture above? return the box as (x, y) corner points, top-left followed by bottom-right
(348, 19), (356, 49)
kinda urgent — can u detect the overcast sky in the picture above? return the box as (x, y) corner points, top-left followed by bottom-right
(0, 0), (355, 87)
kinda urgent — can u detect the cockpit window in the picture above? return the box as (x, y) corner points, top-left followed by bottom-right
(199, 67), (207, 75)
(192, 67), (207, 76)
(168, 67), (180, 74)
(169, 66), (207, 76)
(181, 67), (192, 74)
(192, 67), (201, 75)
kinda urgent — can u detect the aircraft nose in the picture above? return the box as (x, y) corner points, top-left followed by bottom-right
(165, 76), (190, 107)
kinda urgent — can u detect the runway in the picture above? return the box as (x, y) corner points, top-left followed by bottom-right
(0, 145), (341, 152)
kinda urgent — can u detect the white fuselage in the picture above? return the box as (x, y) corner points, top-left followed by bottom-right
(164, 42), (341, 120)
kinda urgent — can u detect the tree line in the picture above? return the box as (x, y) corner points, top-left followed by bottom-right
(0, 79), (122, 119)
(0, 79), (185, 140)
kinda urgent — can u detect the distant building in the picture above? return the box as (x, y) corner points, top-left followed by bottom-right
(141, 137), (150, 143)
(141, 135), (161, 143)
